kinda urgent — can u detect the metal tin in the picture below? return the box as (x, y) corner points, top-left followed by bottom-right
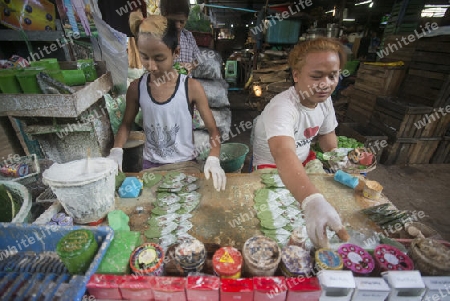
(315, 248), (344, 271)
(288, 226), (307, 249)
(374, 244), (414, 272)
(52, 212), (67, 222)
(56, 229), (98, 274)
(175, 237), (206, 266)
(338, 243), (375, 275)
(213, 247), (243, 279)
(58, 215), (74, 226)
(280, 245), (312, 277)
(130, 243), (165, 276)
(242, 235), (281, 276)
(0, 163), (29, 178)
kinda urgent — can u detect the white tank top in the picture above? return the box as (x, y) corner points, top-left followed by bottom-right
(139, 73), (195, 164)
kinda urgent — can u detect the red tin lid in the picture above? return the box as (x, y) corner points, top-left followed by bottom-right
(213, 247), (243, 276)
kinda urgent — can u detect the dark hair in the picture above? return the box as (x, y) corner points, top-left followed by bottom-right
(159, 0), (190, 17)
(129, 12), (179, 53)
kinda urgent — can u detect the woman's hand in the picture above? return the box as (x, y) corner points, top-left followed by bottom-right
(302, 193), (350, 248)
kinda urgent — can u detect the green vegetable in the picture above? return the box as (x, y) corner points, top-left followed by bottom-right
(173, 62), (188, 75)
(185, 4), (212, 33)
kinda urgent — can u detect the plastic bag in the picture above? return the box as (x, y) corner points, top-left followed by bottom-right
(192, 107), (231, 136)
(196, 78), (229, 108)
(104, 94), (126, 135)
(192, 48), (223, 80)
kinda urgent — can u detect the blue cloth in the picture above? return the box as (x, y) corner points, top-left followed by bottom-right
(118, 177), (143, 198)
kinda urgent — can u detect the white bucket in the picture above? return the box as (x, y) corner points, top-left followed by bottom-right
(42, 157), (118, 224)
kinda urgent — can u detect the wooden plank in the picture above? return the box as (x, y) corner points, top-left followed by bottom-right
(408, 69), (448, 81)
(434, 75), (450, 108)
(415, 42), (450, 54)
(118, 173), (384, 251)
(410, 61), (450, 73)
(412, 51), (450, 65)
(0, 62), (112, 118)
(430, 137), (450, 164)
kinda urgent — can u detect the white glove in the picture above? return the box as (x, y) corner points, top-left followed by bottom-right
(301, 193), (348, 248)
(108, 148), (123, 171)
(203, 156), (226, 191)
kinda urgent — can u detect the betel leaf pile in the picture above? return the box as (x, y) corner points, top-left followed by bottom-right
(0, 184), (23, 222)
(313, 136), (364, 162)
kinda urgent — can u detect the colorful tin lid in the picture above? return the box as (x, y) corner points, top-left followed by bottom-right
(56, 229), (95, 258)
(174, 237), (206, 268)
(243, 235), (281, 270)
(130, 243), (164, 274)
(213, 247), (243, 277)
(338, 243), (375, 275)
(315, 248), (344, 270)
(281, 245), (312, 275)
(374, 244), (414, 271)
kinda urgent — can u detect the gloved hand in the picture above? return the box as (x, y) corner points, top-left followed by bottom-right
(203, 156), (226, 191)
(301, 193), (349, 248)
(108, 148), (123, 171)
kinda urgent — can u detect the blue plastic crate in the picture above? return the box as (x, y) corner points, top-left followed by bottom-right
(0, 223), (114, 301)
(265, 18), (301, 44)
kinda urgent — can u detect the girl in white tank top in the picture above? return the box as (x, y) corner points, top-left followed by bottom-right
(108, 12), (227, 191)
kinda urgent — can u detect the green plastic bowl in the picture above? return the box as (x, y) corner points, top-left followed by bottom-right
(199, 143), (249, 173)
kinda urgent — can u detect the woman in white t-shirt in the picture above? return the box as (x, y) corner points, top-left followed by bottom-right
(252, 37), (350, 248)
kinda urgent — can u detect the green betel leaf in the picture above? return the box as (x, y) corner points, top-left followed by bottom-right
(0, 185), (22, 222)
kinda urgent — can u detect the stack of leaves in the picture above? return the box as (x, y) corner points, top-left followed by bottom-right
(255, 171), (305, 246)
(145, 172), (201, 249)
(361, 203), (411, 230)
(0, 184), (22, 222)
(312, 136), (364, 162)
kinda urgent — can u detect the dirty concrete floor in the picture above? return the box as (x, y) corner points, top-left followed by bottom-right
(227, 91), (450, 242)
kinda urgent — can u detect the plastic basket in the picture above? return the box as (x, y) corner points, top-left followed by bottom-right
(0, 223), (114, 300)
(0, 154), (40, 186)
(198, 143), (249, 173)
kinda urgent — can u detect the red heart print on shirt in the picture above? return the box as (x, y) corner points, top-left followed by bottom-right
(304, 126), (319, 138)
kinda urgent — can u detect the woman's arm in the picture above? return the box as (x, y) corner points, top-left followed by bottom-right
(113, 79), (140, 148)
(268, 136), (319, 201)
(318, 130), (338, 152)
(188, 78), (221, 157)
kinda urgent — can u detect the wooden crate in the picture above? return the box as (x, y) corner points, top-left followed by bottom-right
(354, 63), (406, 96)
(381, 137), (441, 165)
(430, 136), (450, 164)
(400, 36), (450, 107)
(379, 35), (417, 66)
(369, 97), (440, 140)
(344, 87), (378, 126)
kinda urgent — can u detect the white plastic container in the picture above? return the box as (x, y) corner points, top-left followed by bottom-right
(42, 158), (117, 224)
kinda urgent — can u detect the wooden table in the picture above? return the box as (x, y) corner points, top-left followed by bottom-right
(116, 172), (390, 251)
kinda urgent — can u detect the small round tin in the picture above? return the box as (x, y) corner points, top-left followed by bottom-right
(315, 248), (344, 271)
(52, 212), (67, 222)
(374, 244), (414, 272)
(280, 245), (312, 277)
(130, 243), (165, 276)
(338, 243), (375, 275)
(56, 229), (98, 274)
(213, 247), (243, 279)
(242, 235), (281, 276)
(174, 237), (206, 275)
(58, 215), (74, 226)
(288, 226), (307, 249)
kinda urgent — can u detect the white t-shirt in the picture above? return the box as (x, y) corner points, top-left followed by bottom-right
(252, 86), (338, 166)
